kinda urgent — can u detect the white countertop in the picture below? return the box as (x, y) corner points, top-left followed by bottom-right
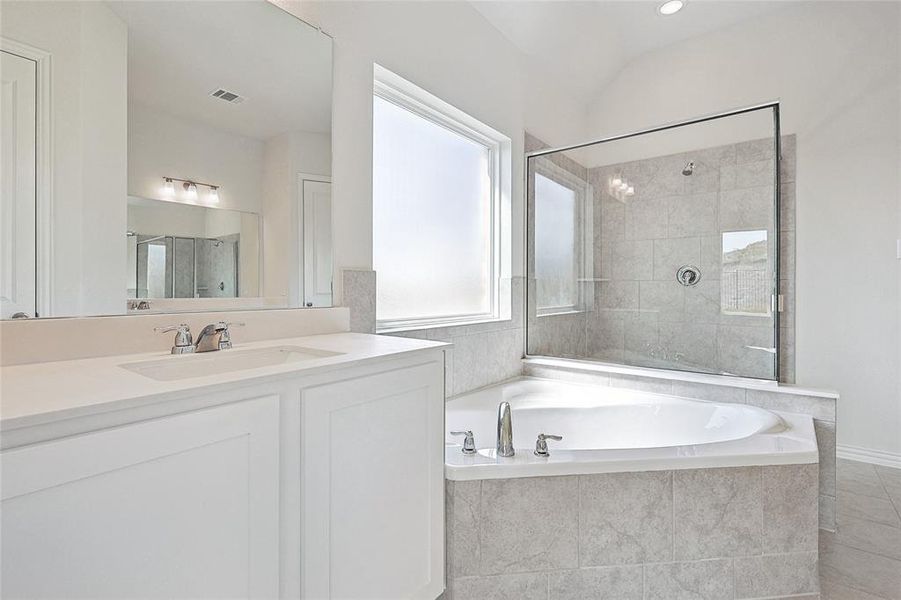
(1, 332), (447, 432)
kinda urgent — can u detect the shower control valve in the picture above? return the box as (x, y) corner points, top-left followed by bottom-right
(450, 430), (477, 454)
(534, 433), (563, 457)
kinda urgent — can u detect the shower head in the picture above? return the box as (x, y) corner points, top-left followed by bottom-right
(682, 161), (694, 176)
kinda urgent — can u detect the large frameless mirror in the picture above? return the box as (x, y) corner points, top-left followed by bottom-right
(526, 105), (783, 380)
(0, 0), (333, 319)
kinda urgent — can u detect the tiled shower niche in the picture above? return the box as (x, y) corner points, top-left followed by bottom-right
(526, 113), (795, 381)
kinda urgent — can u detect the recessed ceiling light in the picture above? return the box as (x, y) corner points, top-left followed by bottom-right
(658, 0), (684, 16)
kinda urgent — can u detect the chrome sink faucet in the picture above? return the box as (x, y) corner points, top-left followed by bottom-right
(195, 321), (245, 353)
(497, 401), (514, 457)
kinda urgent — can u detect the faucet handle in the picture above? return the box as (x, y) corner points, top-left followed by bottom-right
(450, 430), (477, 455)
(216, 321), (245, 350)
(154, 324), (194, 354)
(534, 433), (563, 457)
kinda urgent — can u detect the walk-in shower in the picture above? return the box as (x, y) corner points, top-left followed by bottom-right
(526, 103), (789, 381)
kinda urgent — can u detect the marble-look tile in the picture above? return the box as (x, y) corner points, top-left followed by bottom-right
(815, 421), (836, 497)
(599, 199), (626, 243)
(639, 280), (684, 322)
(875, 464), (901, 488)
(780, 134), (797, 184)
(673, 466), (762, 559)
(734, 551), (819, 599)
(763, 464), (819, 552)
(745, 389), (836, 422)
(601, 240), (653, 281)
(780, 182), (796, 231)
(450, 573), (548, 600)
(834, 515), (901, 561)
(719, 186), (773, 231)
(667, 193), (717, 238)
(658, 322), (717, 369)
(720, 159), (775, 190)
(836, 459), (887, 499)
(479, 476), (579, 574)
(819, 530), (901, 599)
(623, 312), (659, 363)
(837, 489), (901, 528)
(548, 566), (642, 600)
(819, 574), (885, 600)
(652, 237), (700, 281)
(607, 372), (674, 395)
(450, 328), (523, 396)
(529, 312), (586, 358)
(819, 495), (836, 532)
(670, 380), (746, 404)
(780, 229), (796, 282)
(683, 279), (721, 323)
(716, 325), (776, 379)
(586, 310), (625, 363)
(342, 269), (376, 333)
(446, 480), (481, 578)
(598, 281), (639, 310)
(736, 137), (775, 163)
(579, 471), (673, 566)
(625, 196), (668, 240)
(699, 235), (723, 280)
(644, 559), (732, 600)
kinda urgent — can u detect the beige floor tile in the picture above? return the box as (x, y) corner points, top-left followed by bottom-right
(820, 573), (889, 600)
(834, 515), (901, 561)
(836, 459), (888, 500)
(837, 490), (901, 528)
(820, 531), (901, 599)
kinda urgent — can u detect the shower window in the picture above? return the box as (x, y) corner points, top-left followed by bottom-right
(526, 104), (783, 381)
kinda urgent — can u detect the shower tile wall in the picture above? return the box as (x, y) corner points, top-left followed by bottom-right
(527, 132), (796, 382)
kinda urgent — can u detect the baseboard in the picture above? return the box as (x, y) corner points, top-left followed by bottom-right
(837, 444), (901, 469)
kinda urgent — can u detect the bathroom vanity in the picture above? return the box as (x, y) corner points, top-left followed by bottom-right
(0, 331), (447, 599)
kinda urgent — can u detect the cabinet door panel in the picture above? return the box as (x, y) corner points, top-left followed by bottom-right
(302, 360), (444, 600)
(1, 395), (279, 599)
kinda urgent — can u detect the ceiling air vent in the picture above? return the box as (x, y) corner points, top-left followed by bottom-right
(209, 88), (245, 104)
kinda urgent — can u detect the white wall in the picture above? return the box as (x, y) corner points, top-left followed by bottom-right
(585, 2), (901, 457)
(273, 0), (589, 302)
(1, 1), (127, 317)
(128, 104), (264, 214)
(261, 130), (331, 301)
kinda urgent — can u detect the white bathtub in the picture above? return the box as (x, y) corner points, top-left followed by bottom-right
(445, 377), (818, 480)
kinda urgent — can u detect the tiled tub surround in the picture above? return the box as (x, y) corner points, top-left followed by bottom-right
(526, 133), (797, 382)
(445, 465), (820, 600)
(443, 377), (821, 600)
(524, 358), (838, 532)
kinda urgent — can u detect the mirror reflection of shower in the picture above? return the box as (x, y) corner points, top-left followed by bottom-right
(127, 233), (239, 299)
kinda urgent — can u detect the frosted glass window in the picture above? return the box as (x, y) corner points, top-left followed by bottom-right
(373, 94), (493, 324)
(147, 244), (167, 298)
(534, 174), (577, 310)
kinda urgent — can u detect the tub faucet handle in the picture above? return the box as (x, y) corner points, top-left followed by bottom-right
(450, 430), (477, 455)
(534, 433), (563, 457)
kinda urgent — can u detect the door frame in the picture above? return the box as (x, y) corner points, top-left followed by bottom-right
(295, 172), (331, 307)
(1, 38), (52, 317)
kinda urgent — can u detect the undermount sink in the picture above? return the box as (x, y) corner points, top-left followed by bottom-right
(120, 345), (343, 381)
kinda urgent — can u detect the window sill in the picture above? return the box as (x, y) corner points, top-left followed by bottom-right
(377, 316), (512, 335)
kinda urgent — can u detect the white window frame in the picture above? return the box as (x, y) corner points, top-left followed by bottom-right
(373, 65), (512, 333)
(531, 159), (591, 317)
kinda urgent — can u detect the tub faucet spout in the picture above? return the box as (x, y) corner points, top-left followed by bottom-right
(497, 401), (514, 457)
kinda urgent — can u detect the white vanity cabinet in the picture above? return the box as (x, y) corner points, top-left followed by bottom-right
(0, 395), (281, 599)
(300, 360), (445, 600)
(0, 342), (447, 600)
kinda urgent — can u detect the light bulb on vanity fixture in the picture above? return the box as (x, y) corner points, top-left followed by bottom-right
(183, 181), (198, 201)
(657, 0), (685, 16)
(207, 186), (220, 204)
(161, 178), (175, 198)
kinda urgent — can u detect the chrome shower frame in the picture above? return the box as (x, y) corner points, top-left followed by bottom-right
(523, 101), (782, 382)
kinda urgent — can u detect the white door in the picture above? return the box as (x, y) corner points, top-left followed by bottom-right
(302, 179), (333, 307)
(1, 396), (280, 599)
(301, 360), (446, 599)
(0, 50), (37, 319)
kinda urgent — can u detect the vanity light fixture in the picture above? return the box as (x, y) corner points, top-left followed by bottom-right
(161, 177), (221, 204)
(657, 0), (684, 15)
(184, 181), (198, 201)
(161, 178), (175, 198)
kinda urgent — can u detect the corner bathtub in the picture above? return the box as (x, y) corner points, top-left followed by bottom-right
(445, 377), (818, 480)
